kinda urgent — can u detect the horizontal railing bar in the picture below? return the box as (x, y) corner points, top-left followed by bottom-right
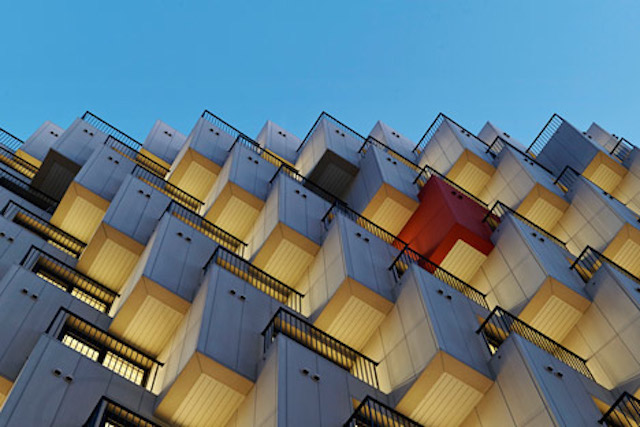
(81, 111), (142, 151)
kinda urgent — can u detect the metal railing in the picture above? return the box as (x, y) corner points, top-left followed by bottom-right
(571, 246), (640, 286)
(412, 113), (489, 155)
(344, 396), (423, 427)
(132, 165), (203, 212)
(269, 164), (347, 208)
(296, 111), (366, 153)
(554, 165), (581, 193)
(412, 163), (488, 208)
(204, 246), (303, 312)
(0, 167), (58, 213)
(610, 137), (635, 164)
(389, 245), (489, 308)
(46, 308), (163, 391)
(165, 201), (247, 256)
(599, 392), (640, 426)
(358, 136), (422, 173)
(84, 397), (161, 427)
(482, 201), (567, 247)
(1, 201), (86, 257)
(229, 134), (294, 169)
(81, 111), (142, 152)
(105, 136), (169, 177)
(262, 308), (379, 388)
(0, 145), (39, 178)
(201, 109), (246, 140)
(526, 114), (565, 158)
(0, 126), (24, 152)
(321, 201), (405, 249)
(477, 307), (594, 380)
(486, 136), (556, 176)
(20, 246), (118, 313)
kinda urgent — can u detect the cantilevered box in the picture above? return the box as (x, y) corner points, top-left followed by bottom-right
(397, 176), (494, 282)
(168, 116), (236, 202)
(246, 172), (329, 286)
(300, 215), (398, 350)
(563, 264), (640, 390)
(15, 121), (64, 167)
(417, 118), (495, 197)
(462, 335), (612, 426)
(369, 121), (416, 159)
(141, 119), (186, 170)
(346, 145), (419, 235)
(553, 178), (640, 276)
(152, 261), (287, 426)
(535, 118), (627, 193)
(480, 146), (569, 231)
(472, 215), (589, 341)
(203, 142), (278, 240)
(295, 116), (363, 199)
(255, 120), (300, 166)
(362, 264), (493, 426)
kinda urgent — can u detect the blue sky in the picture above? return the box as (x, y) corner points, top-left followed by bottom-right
(1, 1), (639, 148)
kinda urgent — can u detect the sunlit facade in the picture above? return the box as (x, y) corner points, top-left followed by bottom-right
(0, 110), (638, 425)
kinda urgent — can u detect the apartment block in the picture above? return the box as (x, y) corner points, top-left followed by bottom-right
(0, 109), (638, 426)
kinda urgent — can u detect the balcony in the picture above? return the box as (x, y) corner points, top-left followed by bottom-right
(482, 137), (568, 230)
(2, 201), (86, 257)
(347, 140), (419, 235)
(202, 140), (278, 239)
(344, 396), (423, 427)
(81, 111), (142, 152)
(20, 245), (117, 313)
(483, 201), (567, 248)
(0, 166), (58, 213)
(84, 397), (160, 427)
(165, 201), (246, 256)
(398, 175), (494, 282)
(133, 165), (203, 212)
(0, 144), (39, 179)
(246, 169), (327, 286)
(528, 114), (627, 192)
(45, 307), (163, 391)
(477, 306), (594, 379)
(413, 113), (495, 197)
(140, 119), (186, 169)
(413, 159), (488, 209)
(262, 307), (379, 388)
(390, 245), (488, 309)
(204, 245), (303, 312)
(571, 245), (640, 285)
(255, 120), (300, 165)
(105, 135), (170, 177)
(599, 392), (640, 426)
(295, 112), (365, 198)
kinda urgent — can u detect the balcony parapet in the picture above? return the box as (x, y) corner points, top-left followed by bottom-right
(204, 245), (303, 312)
(483, 200), (567, 247)
(477, 306), (594, 380)
(343, 396), (423, 427)
(262, 307), (379, 388)
(20, 245), (117, 313)
(1, 200), (86, 257)
(81, 111), (142, 152)
(83, 396), (160, 427)
(132, 165), (203, 212)
(45, 307), (163, 391)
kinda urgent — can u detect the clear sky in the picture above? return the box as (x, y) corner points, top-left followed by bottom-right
(1, 1), (639, 148)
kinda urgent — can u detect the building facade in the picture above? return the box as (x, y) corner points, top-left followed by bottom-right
(0, 109), (638, 426)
